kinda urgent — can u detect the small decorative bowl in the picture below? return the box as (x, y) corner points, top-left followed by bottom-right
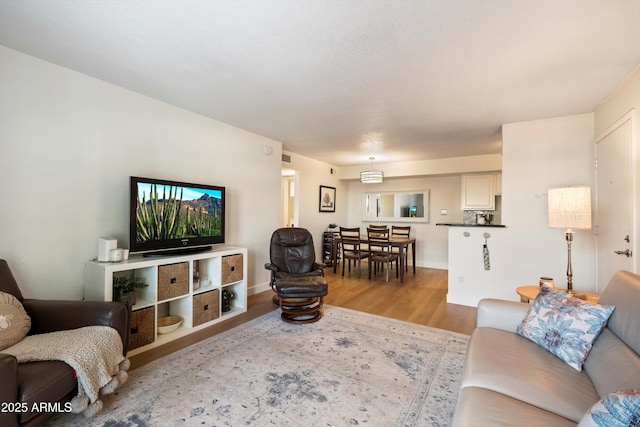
(157, 315), (182, 334)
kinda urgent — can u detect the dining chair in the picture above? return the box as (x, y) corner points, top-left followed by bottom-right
(368, 224), (388, 230)
(366, 224), (387, 272)
(339, 227), (368, 278)
(367, 227), (399, 282)
(391, 225), (411, 271)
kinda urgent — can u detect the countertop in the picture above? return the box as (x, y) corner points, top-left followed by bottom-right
(436, 223), (506, 227)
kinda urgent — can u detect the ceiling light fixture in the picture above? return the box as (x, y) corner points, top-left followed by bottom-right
(360, 157), (384, 183)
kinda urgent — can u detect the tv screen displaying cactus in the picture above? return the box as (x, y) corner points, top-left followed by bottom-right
(129, 177), (225, 255)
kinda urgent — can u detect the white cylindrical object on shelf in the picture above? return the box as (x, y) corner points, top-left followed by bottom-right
(98, 237), (117, 262)
(109, 248), (123, 262)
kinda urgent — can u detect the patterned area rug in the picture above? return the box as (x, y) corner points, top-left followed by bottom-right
(46, 306), (469, 426)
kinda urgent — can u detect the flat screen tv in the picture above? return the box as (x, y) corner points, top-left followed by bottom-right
(129, 176), (225, 256)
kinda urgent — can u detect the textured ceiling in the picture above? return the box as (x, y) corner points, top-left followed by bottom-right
(1, 0), (639, 166)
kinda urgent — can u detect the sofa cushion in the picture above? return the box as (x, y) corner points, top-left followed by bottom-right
(0, 291), (31, 350)
(583, 328), (640, 398)
(17, 360), (76, 425)
(517, 286), (614, 371)
(599, 270), (640, 355)
(476, 298), (531, 333)
(462, 327), (599, 422)
(578, 389), (640, 427)
(453, 386), (576, 427)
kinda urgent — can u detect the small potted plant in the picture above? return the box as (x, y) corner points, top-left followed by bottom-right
(113, 274), (148, 305)
(222, 288), (235, 312)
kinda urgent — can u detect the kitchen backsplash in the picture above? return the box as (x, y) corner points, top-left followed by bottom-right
(463, 196), (502, 225)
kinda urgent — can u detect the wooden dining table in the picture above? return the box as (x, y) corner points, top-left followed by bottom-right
(332, 234), (416, 282)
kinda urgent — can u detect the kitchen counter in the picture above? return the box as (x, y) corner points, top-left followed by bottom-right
(436, 223), (506, 227)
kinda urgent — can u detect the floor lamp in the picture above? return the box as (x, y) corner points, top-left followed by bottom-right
(547, 186), (592, 298)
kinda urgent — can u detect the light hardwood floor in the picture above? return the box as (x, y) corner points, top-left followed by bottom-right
(129, 266), (476, 370)
(325, 265), (477, 334)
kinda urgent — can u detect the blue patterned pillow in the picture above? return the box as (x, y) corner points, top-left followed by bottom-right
(516, 287), (614, 371)
(578, 389), (640, 427)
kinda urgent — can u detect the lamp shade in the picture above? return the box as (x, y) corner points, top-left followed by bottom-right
(360, 156), (384, 183)
(360, 170), (384, 183)
(548, 186), (592, 229)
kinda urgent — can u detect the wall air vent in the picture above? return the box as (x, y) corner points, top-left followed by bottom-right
(282, 154), (291, 163)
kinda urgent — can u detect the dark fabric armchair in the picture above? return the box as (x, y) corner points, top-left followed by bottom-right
(0, 259), (130, 427)
(264, 228), (328, 323)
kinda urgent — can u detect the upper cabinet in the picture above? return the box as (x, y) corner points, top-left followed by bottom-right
(495, 173), (502, 195)
(461, 174), (496, 210)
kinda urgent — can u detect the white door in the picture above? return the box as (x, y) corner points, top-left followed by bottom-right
(595, 114), (634, 292)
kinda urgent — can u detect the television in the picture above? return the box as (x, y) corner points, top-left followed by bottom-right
(129, 176), (225, 256)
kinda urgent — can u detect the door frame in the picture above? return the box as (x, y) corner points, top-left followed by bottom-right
(281, 168), (299, 228)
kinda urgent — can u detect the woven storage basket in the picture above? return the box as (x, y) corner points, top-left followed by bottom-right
(158, 262), (189, 301)
(193, 289), (219, 327)
(221, 254), (243, 285)
(128, 306), (155, 351)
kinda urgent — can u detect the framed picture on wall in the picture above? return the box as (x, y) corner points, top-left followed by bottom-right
(319, 185), (336, 212)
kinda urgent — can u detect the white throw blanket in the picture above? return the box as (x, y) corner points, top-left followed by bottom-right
(4, 325), (129, 417)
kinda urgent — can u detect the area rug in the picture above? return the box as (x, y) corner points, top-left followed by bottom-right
(45, 306), (469, 426)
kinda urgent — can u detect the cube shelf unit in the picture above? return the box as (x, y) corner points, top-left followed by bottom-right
(84, 245), (247, 356)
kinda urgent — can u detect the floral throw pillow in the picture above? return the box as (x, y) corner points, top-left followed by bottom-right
(516, 286), (614, 371)
(578, 389), (640, 427)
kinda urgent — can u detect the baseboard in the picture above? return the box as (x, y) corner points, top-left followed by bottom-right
(249, 281), (271, 296)
(419, 261), (448, 270)
(446, 292), (480, 307)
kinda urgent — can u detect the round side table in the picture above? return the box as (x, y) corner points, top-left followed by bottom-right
(516, 286), (600, 304)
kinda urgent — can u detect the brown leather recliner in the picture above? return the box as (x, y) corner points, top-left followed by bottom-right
(264, 227), (326, 289)
(0, 259), (130, 427)
(264, 228), (328, 323)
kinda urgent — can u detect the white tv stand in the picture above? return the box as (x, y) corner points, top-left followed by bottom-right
(84, 245), (247, 356)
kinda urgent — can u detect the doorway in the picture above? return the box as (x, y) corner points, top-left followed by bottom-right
(595, 110), (636, 292)
(281, 168), (299, 228)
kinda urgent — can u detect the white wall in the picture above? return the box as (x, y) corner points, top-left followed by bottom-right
(339, 154), (501, 180)
(346, 175), (463, 269)
(281, 151), (348, 261)
(595, 65), (640, 136)
(447, 113), (596, 306)
(0, 46), (282, 299)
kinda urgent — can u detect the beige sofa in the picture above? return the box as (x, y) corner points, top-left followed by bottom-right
(452, 270), (640, 426)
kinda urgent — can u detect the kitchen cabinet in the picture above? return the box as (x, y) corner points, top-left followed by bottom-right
(461, 174), (496, 210)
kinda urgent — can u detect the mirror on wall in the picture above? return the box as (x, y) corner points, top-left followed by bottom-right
(362, 190), (429, 223)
